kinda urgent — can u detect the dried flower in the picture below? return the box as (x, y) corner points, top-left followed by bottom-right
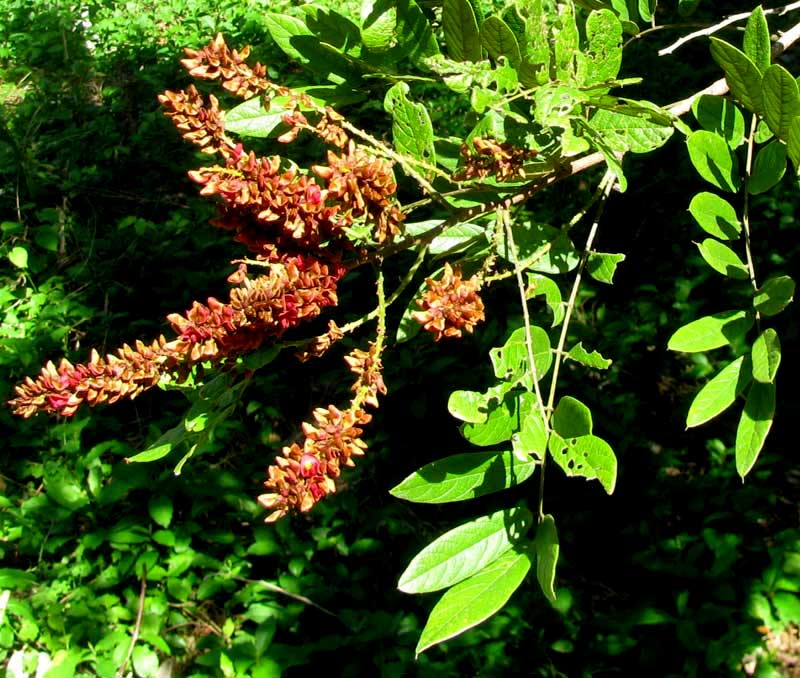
(412, 263), (485, 341)
(158, 85), (233, 155)
(296, 320), (344, 362)
(454, 137), (538, 182)
(181, 33), (270, 99)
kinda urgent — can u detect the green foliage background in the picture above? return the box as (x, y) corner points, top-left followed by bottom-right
(1, 1), (799, 677)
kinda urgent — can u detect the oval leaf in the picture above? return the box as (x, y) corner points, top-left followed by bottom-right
(480, 16), (521, 66)
(668, 310), (753, 352)
(688, 192), (741, 240)
(552, 396), (593, 438)
(415, 548), (532, 655)
(448, 390), (489, 424)
(686, 355), (751, 428)
(687, 130), (741, 192)
(548, 433), (617, 494)
(398, 506), (533, 593)
(754, 276), (795, 316)
(709, 38), (763, 115)
(692, 94), (745, 148)
(761, 64), (800, 141)
(696, 238), (749, 279)
(744, 6), (771, 74)
(390, 451), (537, 503)
(384, 82), (436, 174)
(534, 514), (559, 603)
(748, 141), (786, 194)
(735, 381), (776, 478)
(751, 328), (781, 383)
(443, 0), (481, 63)
(490, 326), (552, 386)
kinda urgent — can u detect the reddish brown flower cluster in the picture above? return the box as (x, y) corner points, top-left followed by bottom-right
(454, 137), (538, 182)
(258, 341), (386, 522)
(158, 85), (233, 155)
(10, 256), (345, 418)
(412, 263), (486, 341)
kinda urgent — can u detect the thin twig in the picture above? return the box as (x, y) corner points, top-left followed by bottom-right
(117, 568), (148, 678)
(659, 1), (800, 55)
(234, 577), (338, 618)
(742, 115), (761, 329)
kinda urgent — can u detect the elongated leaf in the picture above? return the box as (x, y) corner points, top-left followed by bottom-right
(696, 239), (749, 279)
(535, 515), (559, 603)
(566, 342), (612, 369)
(399, 506), (533, 593)
(490, 326), (552, 386)
(553, 0), (579, 81)
(744, 6), (771, 74)
(687, 130), (741, 193)
(709, 38), (763, 115)
(126, 422), (186, 463)
(761, 64), (800, 141)
(688, 192), (741, 240)
(749, 141), (786, 194)
(590, 109), (674, 154)
(686, 355), (751, 428)
(787, 117), (800, 171)
(549, 433), (617, 494)
(443, 0), (481, 62)
(577, 9), (622, 86)
(692, 94), (745, 148)
(415, 548), (532, 655)
(361, 0), (397, 52)
(526, 273), (564, 327)
(390, 451), (537, 503)
(751, 328), (781, 383)
(552, 396), (593, 438)
(384, 82), (436, 173)
(668, 310), (753, 352)
(754, 275), (795, 316)
(587, 252), (625, 283)
(264, 14), (314, 64)
(429, 222), (485, 255)
(513, 408), (548, 461)
(480, 16), (521, 67)
(735, 382), (776, 478)
(463, 391), (536, 446)
(396, 0), (441, 65)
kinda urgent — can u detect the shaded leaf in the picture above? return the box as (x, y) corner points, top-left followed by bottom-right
(429, 222), (485, 255)
(751, 328), (781, 383)
(390, 451), (537, 503)
(497, 221), (580, 273)
(744, 6), (771, 74)
(748, 140), (787, 194)
(398, 506), (533, 593)
(526, 273), (565, 327)
(534, 515), (559, 603)
(687, 130), (741, 192)
(709, 38), (763, 115)
(754, 275), (795, 316)
(415, 548), (532, 655)
(462, 391), (537, 446)
(735, 382), (776, 478)
(668, 310), (753, 352)
(761, 64), (800, 141)
(481, 16), (521, 67)
(696, 238), (749, 279)
(688, 192), (741, 240)
(552, 396), (593, 438)
(686, 355), (751, 428)
(443, 0), (481, 63)
(692, 94), (745, 148)
(148, 496), (173, 529)
(587, 252), (625, 283)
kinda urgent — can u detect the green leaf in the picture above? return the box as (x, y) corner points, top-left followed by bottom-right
(8, 245), (28, 269)
(744, 6), (771, 74)
(751, 328), (781, 383)
(788, 117), (800, 171)
(429, 222), (485, 255)
(761, 64), (800, 141)
(361, 0), (397, 52)
(442, 0), (481, 63)
(590, 109), (674, 154)
(552, 396), (593, 438)
(668, 310), (753, 352)
(390, 451), (537, 503)
(686, 355), (752, 428)
(534, 515), (559, 603)
(462, 391), (536, 446)
(398, 506), (533, 593)
(735, 382), (776, 478)
(448, 390), (489, 424)
(709, 38), (763, 115)
(688, 192), (741, 240)
(0, 569), (36, 590)
(264, 14), (314, 64)
(749, 140), (786, 194)
(552, 0), (579, 81)
(126, 422), (187, 463)
(526, 273), (564, 327)
(44, 462), (89, 511)
(497, 221), (580, 274)
(480, 16), (521, 67)
(577, 9), (622, 86)
(754, 275), (795, 316)
(522, 2), (550, 86)
(686, 130), (742, 193)
(695, 239), (749, 279)
(384, 82), (436, 173)
(415, 548), (532, 655)
(692, 94), (745, 148)
(489, 326), (552, 386)
(148, 495), (173, 529)
(513, 408), (548, 461)
(548, 433), (617, 494)
(132, 645), (160, 678)
(396, 0), (441, 65)
(225, 97), (285, 138)
(566, 342), (612, 369)
(587, 252), (625, 284)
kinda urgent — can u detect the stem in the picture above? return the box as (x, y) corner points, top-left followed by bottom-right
(742, 115), (761, 326)
(117, 568), (147, 678)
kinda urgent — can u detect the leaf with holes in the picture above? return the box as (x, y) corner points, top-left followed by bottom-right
(448, 389), (490, 424)
(709, 38), (763, 115)
(686, 355), (751, 428)
(566, 343), (612, 369)
(590, 109), (674, 154)
(415, 548), (532, 655)
(384, 82), (436, 175)
(668, 310), (753, 352)
(751, 328), (780, 384)
(688, 192), (741, 240)
(526, 273), (565, 327)
(696, 239), (749, 279)
(577, 9), (622, 86)
(761, 64), (800, 141)
(534, 514), (559, 603)
(390, 450), (538, 504)
(399, 505), (533, 593)
(463, 390), (537, 447)
(687, 130), (741, 193)
(490, 326), (552, 386)
(548, 433), (617, 494)
(754, 276), (795, 316)
(512, 407), (548, 461)
(735, 382), (776, 478)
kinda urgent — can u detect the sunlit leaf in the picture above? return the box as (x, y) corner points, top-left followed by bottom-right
(686, 355), (751, 428)
(686, 130), (741, 193)
(761, 64), (800, 141)
(667, 310), (753, 352)
(548, 432), (617, 493)
(735, 382), (776, 478)
(688, 192), (741, 240)
(692, 94), (745, 148)
(709, 38), (763, 115)
(384, 82), (436, 173)
(744, 6), (770, 74)
(587, 252), (625, 283)
(695, 238), (749, 279)
(751, 328), (781, 383)
(753, 275), (795, 316)
(534, 515), (559, 602)
(566, 343), (612, 369)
